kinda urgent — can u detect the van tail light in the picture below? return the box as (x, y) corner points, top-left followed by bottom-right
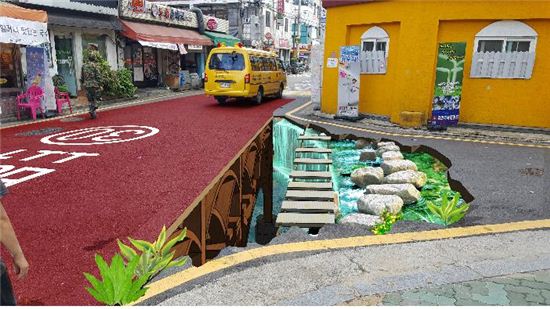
(204, 73), (208, 82)
(244, 73), (250, 84)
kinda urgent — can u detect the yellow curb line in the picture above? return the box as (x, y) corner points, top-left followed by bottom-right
(135, 219), (550, 304)
(284, 101), (550, 149)
(0, 91), (200, 130)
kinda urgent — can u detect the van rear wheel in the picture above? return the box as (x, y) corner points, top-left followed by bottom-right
(215, 96), (227, 105)
(276, 84), (284, 99)
(255, 88), (263, 105)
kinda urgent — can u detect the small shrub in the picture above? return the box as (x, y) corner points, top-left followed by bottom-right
(371, 211), (402, 235)
(83, 254), (149, 305)
(426, 192), (469, 226)
(84, 226), (187, 305)
(117, 226), (187, 279)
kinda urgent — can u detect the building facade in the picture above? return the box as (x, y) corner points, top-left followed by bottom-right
(321, 0), (550, 128)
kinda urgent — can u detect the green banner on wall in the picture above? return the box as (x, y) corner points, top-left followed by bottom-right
(431, 42), (466, 126)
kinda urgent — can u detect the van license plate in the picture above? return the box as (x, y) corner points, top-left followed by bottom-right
(220, 82), (231, 88)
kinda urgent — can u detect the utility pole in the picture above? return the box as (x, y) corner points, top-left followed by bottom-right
(293, 0), (301, 61)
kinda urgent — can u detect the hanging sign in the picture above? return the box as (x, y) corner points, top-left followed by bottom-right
(337, 45), (360, 118)
(431, 42), (466, 127)
(326, 58), (338, 68)
(0, 17), (49, 46)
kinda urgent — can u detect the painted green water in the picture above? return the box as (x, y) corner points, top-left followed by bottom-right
(249, 120), (464, 243)
(331, 139), (465, 226)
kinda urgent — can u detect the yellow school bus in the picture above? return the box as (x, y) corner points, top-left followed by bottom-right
(205, 44), (287, 105)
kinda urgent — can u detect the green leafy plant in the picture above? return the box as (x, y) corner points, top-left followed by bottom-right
(371, 211), (402, 235)
(82, 49), (136, 100)
(426, 192), (469, 226)
(83, 254), (149, 305)
(112, 68), (137, 98)
(117, 226), (187, 279)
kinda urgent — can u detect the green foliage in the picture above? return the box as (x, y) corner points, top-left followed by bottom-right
(112, 68), (137, 98)
(83, 254), (149, 305)
(117, 226), (187, 279)
(82, 48), (136, 99)
(401, 152), (467, 225)
(52, 74), (69, 93)
(84, 226), (187, 305)
(371, 211), (402, 235)
(426, 192), (469, 226)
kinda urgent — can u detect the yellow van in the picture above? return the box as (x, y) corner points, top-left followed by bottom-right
(205, 44), (287, 105)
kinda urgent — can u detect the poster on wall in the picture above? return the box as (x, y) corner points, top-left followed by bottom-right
(337, 45), (360, 118)
(431, 42), (466, 127)
(25, 46), (47, 90)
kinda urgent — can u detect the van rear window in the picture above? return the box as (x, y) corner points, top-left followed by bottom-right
(209, 53), (245, 70)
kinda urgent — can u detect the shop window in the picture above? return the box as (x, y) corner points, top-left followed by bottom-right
(0, 43), (22, 90)
(471, 20), (537, 79)
(360, 26), (389, 74)
(265, 11), (271, 28)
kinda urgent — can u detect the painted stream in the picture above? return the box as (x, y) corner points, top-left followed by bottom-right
(248, 119), (464, 243)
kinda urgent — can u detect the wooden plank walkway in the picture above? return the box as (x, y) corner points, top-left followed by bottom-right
(294, 158), (333, 165)
(289, 171), (332, 180)
(285, 190), (335, 201)
(287, 181), (333, 191)
(295, 147), (332, 154)
(281, 201), (336, 213)
(276, 213), (336, 228)
(276, 133), (337, 228)
(298, 135), (331, 141)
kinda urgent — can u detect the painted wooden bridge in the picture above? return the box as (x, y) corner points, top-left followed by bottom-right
(276, 133), (337, 228)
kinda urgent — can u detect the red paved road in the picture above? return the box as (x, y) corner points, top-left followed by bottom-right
(0, 95), (291, 305)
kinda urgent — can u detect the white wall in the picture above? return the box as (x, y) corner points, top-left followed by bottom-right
(49, 26), (117, 91)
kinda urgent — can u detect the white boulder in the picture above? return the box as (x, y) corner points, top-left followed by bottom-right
(340, 213), (382, 227)
(365, 183), (421, 204)
(384, 170), (428, 188)
(351, 167), (384, 188)
(376, 145), (401, 156)
(377, 141), (396, 148)
(359, 149), (377, 162)
(381, 159), (418, 175)
(382, 151), (404, 161)
(357, 194), (404, 215)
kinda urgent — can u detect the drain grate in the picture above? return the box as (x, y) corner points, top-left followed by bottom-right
(60, 116), (85, 122)
(15, 127), (63, 137)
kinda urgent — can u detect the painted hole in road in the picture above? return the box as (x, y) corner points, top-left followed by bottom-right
(15, 127), (63, 137)
(41, 125), (160, 146)
(60, 116), (85, 122)
(520, 167), (544, 177)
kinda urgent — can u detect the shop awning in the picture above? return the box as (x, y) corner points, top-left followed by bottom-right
(0, 3), (48, 45)
(205, 31), (240, 47)
(0, 2), (47, 22)
(120, 19), (212, 46)
(48, 13), (121, 31)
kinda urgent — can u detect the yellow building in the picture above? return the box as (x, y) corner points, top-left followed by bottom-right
(321, 0), (550, 128)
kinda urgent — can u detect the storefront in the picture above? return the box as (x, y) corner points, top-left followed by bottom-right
(118, 0), (218, 88)
(119, 19), (212, 88)
(0, 3), (50, 119)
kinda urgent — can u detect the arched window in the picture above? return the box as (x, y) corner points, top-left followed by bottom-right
(360, 26), (389, 74)
(471, 20), (537, 79)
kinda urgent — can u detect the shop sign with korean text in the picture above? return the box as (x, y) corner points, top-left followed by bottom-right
(337, 45), (360, 118)
(431, 42), (466, 126)
(0, 17), (49, 46)
(119, 0), (228, 33)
